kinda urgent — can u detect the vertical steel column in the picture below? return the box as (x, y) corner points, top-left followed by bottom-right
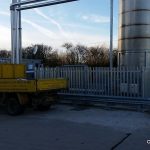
(11, 9), (14, 63)
(16, 0), (22, 64)
(11, 0), (18, 64)
(16, 8), (19, 64)
(11, 0), (22, 64)
(109, 0), (114, 95)
(110, 0), (113, 69)
(18, 7), (22, 64)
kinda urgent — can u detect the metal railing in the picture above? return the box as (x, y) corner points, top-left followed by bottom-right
(35, 66), (144, 99)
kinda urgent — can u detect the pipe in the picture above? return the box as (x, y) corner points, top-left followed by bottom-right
(17, 0), (78, 11)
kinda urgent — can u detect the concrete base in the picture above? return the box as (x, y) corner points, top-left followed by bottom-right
(0, 104), (150, 150)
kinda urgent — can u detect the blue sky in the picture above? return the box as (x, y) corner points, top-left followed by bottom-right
(0, 0), (118, 50)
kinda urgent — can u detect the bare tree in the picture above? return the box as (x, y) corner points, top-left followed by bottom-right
(0, 50), (11, 58)
(62, 43), (87, 64)
(21, 43), (118, 67)
(22, 44), (59, 66)
(81, 46), (109, 67)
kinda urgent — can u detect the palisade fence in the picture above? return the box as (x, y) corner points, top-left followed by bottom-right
(35, 66), (145, 101)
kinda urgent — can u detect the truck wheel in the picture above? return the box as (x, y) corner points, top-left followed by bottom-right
(6, 97), (25, 116)
(37, 104), (51, 111)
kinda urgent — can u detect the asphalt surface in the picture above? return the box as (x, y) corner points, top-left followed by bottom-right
(0, 104), (149, 150)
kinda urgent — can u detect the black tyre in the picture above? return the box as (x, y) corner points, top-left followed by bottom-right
(37, 104), (51, 111)
(6, 97), (25, 116)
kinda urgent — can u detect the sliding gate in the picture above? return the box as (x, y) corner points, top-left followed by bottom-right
(35, 66), (144, 101)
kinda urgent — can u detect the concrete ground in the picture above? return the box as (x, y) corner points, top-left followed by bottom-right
(0, 104), (150, 150)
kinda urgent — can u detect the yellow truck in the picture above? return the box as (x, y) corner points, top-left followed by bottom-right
(0, 64), (67, 115)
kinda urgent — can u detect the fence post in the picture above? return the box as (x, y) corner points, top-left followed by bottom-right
(142, 67), (145, 98)
(34, 67), (37, 79)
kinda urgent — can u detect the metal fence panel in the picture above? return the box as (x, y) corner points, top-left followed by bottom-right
(35, 66), (144, 99)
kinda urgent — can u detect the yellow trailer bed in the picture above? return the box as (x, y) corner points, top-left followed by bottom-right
(0, 64), (68, 115)
(0, 78), (67, 92)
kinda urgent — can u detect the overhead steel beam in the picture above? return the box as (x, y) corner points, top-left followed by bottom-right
(11, 0), (48, 7)
(11, 0), (78, 64)
(16, 0), (78, 11)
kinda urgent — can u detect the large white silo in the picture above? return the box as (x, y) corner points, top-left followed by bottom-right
(118, 0), (150, 67)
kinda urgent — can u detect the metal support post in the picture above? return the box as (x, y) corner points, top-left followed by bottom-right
(110, 0), (114, 95)
(17, 0), (22, 64)
(10, 0), (78, 64)
(11, 0), (18, 64)
(18, 9), (22, 63)
(110, 0), (113, 69)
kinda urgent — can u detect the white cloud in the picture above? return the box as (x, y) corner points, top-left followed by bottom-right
(0, 10), (113, 50)
(34, 8), (69, 39)
(0, 10), (57, 40)
(0, 25), (11, 49)
(62, 23), (98, 30)
(82, 14), (110, 23)
(0, 11), (61, 49)
(0, 22), (111, 50)
(22, 19), (58, 39)
(0, 11), (9, 16)
(67, 32), (110, 47)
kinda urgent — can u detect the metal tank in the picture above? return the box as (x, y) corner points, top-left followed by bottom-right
(118, 0), (150, 67)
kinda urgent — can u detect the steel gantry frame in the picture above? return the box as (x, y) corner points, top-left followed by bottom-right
(10, 0), (78, 64)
